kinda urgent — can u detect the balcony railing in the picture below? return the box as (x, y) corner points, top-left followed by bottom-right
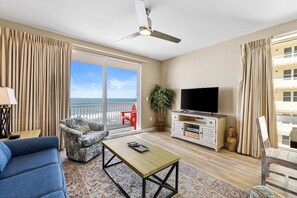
(274, 78), (297, 89)
(70, 102), (136, 125)
(275, 101), (297, 113)
(273, 53), (297, 66)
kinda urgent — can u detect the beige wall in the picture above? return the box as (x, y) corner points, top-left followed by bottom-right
(161, 19), (297, 129)
(3, 17), (297, 130)
(0, 19), (161, 130)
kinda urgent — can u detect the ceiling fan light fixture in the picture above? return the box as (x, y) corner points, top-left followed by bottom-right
(139, 27), (151, 36)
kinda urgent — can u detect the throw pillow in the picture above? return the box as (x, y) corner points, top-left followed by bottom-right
(66, 117), (91, 133)
(0, 141), (12, 173)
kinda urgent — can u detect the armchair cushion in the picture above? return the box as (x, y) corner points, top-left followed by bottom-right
(79, 131), (109, 148)
(0, 141), (12, 173)
(88, 121), (104, 131)
(64, 117), (91, 133)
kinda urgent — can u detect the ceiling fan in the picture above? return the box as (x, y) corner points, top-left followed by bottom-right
(116, 0), (181, 44)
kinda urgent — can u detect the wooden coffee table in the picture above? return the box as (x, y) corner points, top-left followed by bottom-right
(102, 135), (180, 198)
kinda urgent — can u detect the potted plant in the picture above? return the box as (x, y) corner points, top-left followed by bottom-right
(149, 84), (175, 131)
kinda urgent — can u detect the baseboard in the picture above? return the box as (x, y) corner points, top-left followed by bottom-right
(140, 127), (156, 132)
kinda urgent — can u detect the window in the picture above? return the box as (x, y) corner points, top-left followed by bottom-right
(294, 46), (297, 57)
(294, 69), (297, 79)
(283, 92), (291, 102)
(294, 92), (297, 102)
(71, 51), (141, 132)
(284, 47), (292, 58)
(284, 69), (292, 79)
(282, 135), (290, 146)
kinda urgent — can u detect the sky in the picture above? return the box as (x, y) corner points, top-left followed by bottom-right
(71, 61), (137, 99)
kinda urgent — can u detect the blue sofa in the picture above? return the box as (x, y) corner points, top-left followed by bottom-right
(0, 137), (67, 198)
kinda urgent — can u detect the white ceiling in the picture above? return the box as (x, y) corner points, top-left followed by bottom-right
(1, 0), (297, 61)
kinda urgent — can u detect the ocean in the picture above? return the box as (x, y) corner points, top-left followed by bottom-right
(70, 98), (137, 104)
(70, 98), (137, 124)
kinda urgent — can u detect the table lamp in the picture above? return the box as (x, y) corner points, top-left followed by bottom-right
(0, 87), (17, 138)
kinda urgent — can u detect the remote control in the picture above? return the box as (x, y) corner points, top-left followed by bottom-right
(9, 135), (20, 140)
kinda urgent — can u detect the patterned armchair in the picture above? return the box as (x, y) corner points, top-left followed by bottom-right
(60, 117), (109, 162)
(249, 186), (284, 198)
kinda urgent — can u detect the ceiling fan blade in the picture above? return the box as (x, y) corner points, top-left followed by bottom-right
(135, 0), (149, 27)
(116, 32), (140, 44)
(151, 30), (181, 43)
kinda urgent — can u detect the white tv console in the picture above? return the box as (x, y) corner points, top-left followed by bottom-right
(171, 111), (226, 152)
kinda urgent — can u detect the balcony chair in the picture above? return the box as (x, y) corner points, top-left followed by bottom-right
(60, 117), (109, 162)
(256, 116), (297, 195)
(121, 104), (137, 130)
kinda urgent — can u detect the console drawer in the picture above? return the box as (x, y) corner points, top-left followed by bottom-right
(185, 131), (199, 139)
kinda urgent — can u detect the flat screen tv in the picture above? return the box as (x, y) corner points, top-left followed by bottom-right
(181, 87), (219, 113)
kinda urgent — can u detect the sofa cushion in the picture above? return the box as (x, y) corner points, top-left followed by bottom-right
(65, 117), (91, 133)
(0, 148), (59, 179)
(0, 163), (66, 198)
(4, 136), (59, 157)
(0, 141), (12, 173)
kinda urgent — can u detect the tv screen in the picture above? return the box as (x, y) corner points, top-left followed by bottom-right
(181, 87), (219, 113)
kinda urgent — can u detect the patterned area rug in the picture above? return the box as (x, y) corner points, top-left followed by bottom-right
(63, 152), (248, 198)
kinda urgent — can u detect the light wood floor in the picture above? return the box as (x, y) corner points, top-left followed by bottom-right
(138, 132), (297, 197)
(61, 131), (297, 197)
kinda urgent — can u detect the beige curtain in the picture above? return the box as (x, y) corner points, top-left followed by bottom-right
(237, 37), (277, 157)
(0, 27), (72, 148)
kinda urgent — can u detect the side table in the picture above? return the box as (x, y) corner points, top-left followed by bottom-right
(0, 129), (41, 141)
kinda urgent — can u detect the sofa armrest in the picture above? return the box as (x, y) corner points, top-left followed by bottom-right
(60, 124), (83, 136)
(78, 131), (109, 148)
(88, 121), (104, 131)
(4, 136), (59, 157)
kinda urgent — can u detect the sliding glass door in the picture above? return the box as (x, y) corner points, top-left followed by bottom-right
(70, 51), (141, 133)
(70, 54), (104, 125)
(106, 60), (139, 132)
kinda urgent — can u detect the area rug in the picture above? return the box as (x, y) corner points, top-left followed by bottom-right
(62, 152), (248, 198)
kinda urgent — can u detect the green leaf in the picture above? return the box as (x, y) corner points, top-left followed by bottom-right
(149, 84), (176, 123)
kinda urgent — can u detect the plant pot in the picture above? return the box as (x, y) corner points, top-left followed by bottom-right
(156, 122), (166, 132)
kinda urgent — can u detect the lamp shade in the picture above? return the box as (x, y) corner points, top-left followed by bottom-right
(0, 87), (17, 105)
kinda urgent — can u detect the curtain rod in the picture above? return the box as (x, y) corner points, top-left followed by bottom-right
(73, 44), (148, 64)
(72, 49), (143, 68)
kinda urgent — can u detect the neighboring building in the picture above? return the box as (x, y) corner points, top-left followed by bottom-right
(272, 37), (297, 148)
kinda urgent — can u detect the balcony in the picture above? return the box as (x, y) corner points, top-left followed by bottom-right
(275, 101), (297, 113)
(274, 78), (297, 89)
(273, 53), (297, 66)
(70, 102), (136, 131)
